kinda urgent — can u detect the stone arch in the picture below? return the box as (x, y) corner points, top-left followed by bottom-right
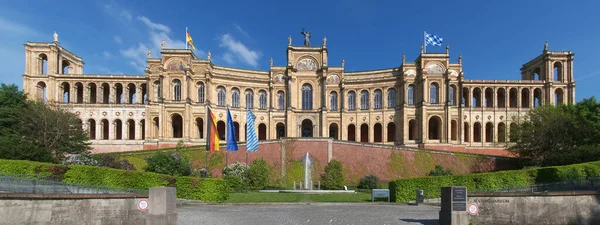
(153, 117), (159, 139)
(387, 122), (396, 142)
(88, 83), (97, 104)
(329, 123), (339, 140)
(101, 119), (109, 140)
(555, 88), (564, 105)
(217, 86), (226, 106)
(407, 85), (415, 105)
(451, 120), (458, 141)
(347, 124), (356, 141)
(296, 56), (319, 71)
(428, 116), (442, 140)
(196, 117), (204, 138)
(498, 122), (506, 143)
(408, 119), (417, 140)
(474, 122), (482, 142)
(245, 88), (254, 109)
(521, 88), (530, 108)
(497, 88), (506, 108)
(140, 119), (146, 140)
(36, 81), (47, 102)
(448, 85), (457, 106)
(360, 124), (369, 142)
(425, 62), (445, 74)
(127, 119), (135, 140)
(101, 83), (110, 104)
(534, 88), (542, 107)
(197, 81), (205, 103)
(301, 83), (313, 110)
(301, 119), (313, 137)
(485, 122), (494, 143)
(554, 62), (562, 82)
(127, 83), (136, 104)
(276, 122), (285, 139)
(88, 119), (96, 140)
(462, 87), (469, 107)
(141, 83), (147, 104)
(374, 89), (383, 109)
(472, 87), (482, 107)
(533, 67), (541, 80)
(115, 83), (124, 104)
(172, 114), (183, 138)
(374, 123), (383, 142)
(39, 53), (48, 74)
(258, 123), (267, 140)
(231, 87), (241, 108)
(164, 57), (185, 71)
(509, 122), (517, 142)
(217, 121), (226, 140)
(509, 88), (518, 108)
(62, 60), (70, 74)
(61, 82), (70, 103)
(485, 88), (493, 108)
(430, 82), (439, 104)
(114, 119), (123, 140)
(172, 79), (182, 101)
(74, 82), (83, 104)
(277, 90), (285, 110)
(463, 122), (470, 142)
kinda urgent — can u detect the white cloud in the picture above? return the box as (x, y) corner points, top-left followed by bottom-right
(137, 16), (170, 33)
(103, 51), (113, 59)
(120, 43), (148, 71)
(0, 17), (39, 36)
(222, 53), (235, 64)
(104, 4), (133, 24)
(219, 34), (261, 67)
(234, 24), (250, 38)
(113, 36), (123, 44)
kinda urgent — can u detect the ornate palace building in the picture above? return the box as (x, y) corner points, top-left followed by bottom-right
(22, 33), (576, 153)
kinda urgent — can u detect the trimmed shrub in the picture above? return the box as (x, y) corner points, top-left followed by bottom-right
(320, 160), (344, 190)
(428, 165), (453, 176)
(389, 160), (600, 202)
(0, 159), (229, 202)
(145, 152), (192, 176)
(223, 162), (248, 192)
(358, 174), (379, 189)
(248, 159), (269, 190)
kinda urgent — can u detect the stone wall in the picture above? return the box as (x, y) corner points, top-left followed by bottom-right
(0, 193), (149, 225)
(468, 191), (600, 225)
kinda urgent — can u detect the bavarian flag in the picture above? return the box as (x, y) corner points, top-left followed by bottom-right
(206, 107), (219, 151)
(186, 29), (196, 50)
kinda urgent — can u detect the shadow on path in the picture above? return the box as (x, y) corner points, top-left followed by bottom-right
(399, 219), (439, 225)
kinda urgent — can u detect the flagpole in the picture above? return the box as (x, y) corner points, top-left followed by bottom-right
(205, 102), (209, 174)
(423, 31), (427, 53)
(245, 150), (249, 193)
(186, 27), (188, 50)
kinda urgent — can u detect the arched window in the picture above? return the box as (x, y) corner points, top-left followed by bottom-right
(259, 90), (267, 109)
(387, 88), (396, 108)
(330, 91), (338, 111)
(62, 82), (70, 103)
(374, 89), (382, 109)
(153, 80), (160, 101)
(217, 86), (226, 106)
(173, 79), (181, 101)
(245, 89), (253, 109)
(277, 91), (285, 110)
(408, 85), (415, 105)
(62, 60), (70, 74)
(449, 85), (456, 106)
(197, 82), (205, 103)
(348, 91), (356, 110)
(430, 83), (439, 104)
(302, 84), (312, 110)
(39, 54), (48, 74)
(232, 88), (240, 108)
(554, 62), (562, 82)
(360, 90), (369, 110)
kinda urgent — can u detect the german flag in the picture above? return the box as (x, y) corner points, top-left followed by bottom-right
(206, 107), (220, 151)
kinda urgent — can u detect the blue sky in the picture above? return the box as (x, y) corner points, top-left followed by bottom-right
(1, 0), (598, 101)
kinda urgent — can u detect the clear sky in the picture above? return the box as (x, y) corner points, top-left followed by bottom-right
(1, 0), (598, 101)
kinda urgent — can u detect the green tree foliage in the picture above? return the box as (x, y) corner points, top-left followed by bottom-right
(223, 162), (248, 192)
(248, 159), (270, 190)
(0, 83), (90, 163)
(320, 160), (345, 190)
(427, 165), (453, 176)
(145, 152), (192, 176)
(358, 174), (379, 189)
(509, 97), (600, 166)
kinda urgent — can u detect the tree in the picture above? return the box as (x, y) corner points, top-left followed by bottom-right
(320, 160), (345, 190)
(358, 174), (379, 189)
(509, 98), (600, 166)
(17, 101), (91, 162)
(428, 165), (453, 176)
(146, 152), (192, 176)
(248, 159), (270, 190)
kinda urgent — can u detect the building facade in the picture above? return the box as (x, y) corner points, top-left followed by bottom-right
(22, 34), (576, 153)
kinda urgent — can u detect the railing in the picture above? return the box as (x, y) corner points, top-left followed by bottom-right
(0, 173), (147, 195)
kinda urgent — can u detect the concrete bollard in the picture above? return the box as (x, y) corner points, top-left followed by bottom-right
(146, 187), (178, 225)
(416, 189), (424, 205)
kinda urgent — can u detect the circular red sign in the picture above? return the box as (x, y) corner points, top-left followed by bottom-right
(467, 203), (478, 215)
(137, 199), (149, 211)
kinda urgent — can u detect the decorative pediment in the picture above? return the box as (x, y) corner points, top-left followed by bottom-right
(405, 69), (416, 76)
(166, 58), (185, 71)
(274, 74), (285, 83)
(426, 64), (444, 74)
(449, 70), (459, 76)
(296, 57), (318, 71)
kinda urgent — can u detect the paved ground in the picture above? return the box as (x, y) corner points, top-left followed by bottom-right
(178, 204), (439, 225)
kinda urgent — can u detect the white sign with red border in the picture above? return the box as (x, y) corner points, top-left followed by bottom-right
(137, 199), (149, 211)
(467, 203), (478, 215)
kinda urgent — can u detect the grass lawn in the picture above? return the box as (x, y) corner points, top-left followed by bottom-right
(224, 191), (378, 203)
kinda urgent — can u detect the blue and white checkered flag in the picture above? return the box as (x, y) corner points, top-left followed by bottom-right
(425, 32), (443, 46)
(246, 109), (258, 152)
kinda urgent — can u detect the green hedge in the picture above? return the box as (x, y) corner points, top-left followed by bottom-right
(389, 160), (600, 202)
(0, 159), (229, 202)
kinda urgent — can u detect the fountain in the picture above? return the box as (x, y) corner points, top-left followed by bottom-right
(302, 152), (312, 190)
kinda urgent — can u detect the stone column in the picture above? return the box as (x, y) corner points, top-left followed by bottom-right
(136, 85), (143, 104)
(110, 85), (117, 104)
(123, 87), (130, 104)
(146, 187), (178, 225)
(84, 84), (90, 103)
(109, 120), (115, 140)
